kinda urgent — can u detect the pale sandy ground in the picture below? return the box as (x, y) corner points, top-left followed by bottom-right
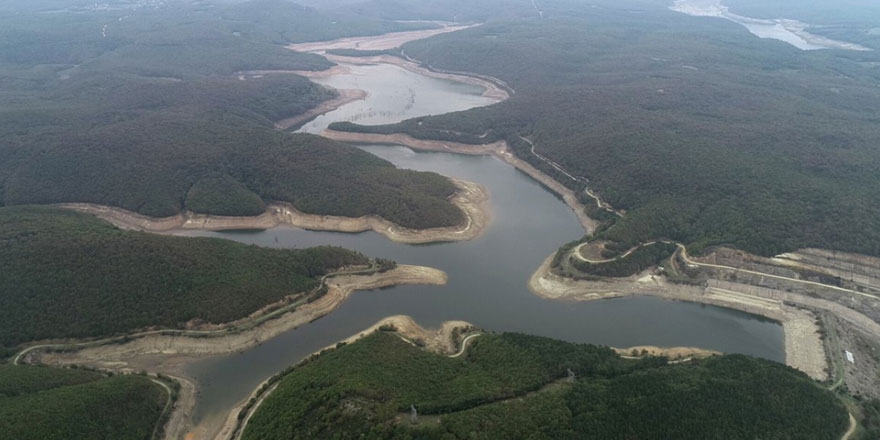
(31, 265), (446, 440)
(58, 177), (489, 244)
(321, 53), (510, 100)
(615, 345), (720, 361)
(528, 255), (830, 380)
(287, 24), (476, 53)
(322, 130), (599, 235)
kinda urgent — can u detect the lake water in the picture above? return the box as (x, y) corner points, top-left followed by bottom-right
(181, 60), (784, 424)
(298, 62), (497, 134)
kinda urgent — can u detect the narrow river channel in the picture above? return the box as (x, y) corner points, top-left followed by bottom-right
(178, 58), (784, 427)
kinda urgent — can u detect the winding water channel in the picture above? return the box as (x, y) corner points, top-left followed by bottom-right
(179, 58), (784, 427)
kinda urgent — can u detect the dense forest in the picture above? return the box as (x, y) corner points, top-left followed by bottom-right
(332, 0), (880, 257)
(555, 242), (678, 279)
(0, 206), (370, 349)
(0, 0), (463, 229)
(243, 331), (849, 439)
(0, 365), (166, 440)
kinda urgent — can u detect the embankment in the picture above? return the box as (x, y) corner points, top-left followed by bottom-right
(528, 255), (830, 380)
(323, 53), (510, 100)
(58, 177), (489, 244)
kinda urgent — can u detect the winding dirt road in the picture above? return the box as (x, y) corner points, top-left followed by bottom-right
(449, 333), (480, 358)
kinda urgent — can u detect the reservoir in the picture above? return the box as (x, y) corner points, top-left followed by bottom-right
(179, 59), (784, 425)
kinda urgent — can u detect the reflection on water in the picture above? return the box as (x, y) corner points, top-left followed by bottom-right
(181, 146), (783, 423)
(671, 0), (870, 51)
(297, 63), (497, 134)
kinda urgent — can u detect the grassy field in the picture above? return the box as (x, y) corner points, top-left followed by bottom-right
(332, 0), (880, 257)
(0, 365), (166, 440)
(0, 206), (371, 350)
(243, 331), (849, 439)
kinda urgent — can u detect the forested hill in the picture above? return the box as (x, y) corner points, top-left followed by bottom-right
(0, 0), (462, 229)
(0, 206), (370, 351)
(243, 332), (849, 439)
(333, 0), (880, 257)
(0, 365), (167, 440)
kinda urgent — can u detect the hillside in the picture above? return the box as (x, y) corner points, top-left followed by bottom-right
(0, 206), (371, 350)
(0, 365), (166, 440)
(0, 0), (462, 229)
(242, 331), (849, 439)
(332, 0), (880, 257)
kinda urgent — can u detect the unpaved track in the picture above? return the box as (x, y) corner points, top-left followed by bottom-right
(841, 412), (857, 440)
(150, 379), (173, 440)
(449, 333), (480, 358)
(677, 245), (880, 302)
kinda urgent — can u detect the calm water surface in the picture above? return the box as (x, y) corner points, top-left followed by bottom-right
(181, 61), (783, 423)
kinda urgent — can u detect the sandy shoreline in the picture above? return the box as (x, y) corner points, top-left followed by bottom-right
(323, 53), (510, 101)
(32, 265), (447, 362)
(58, 178), (489, 244)
(29, 265), (446, 440)
(275, 88), (366, 130)
(287, 24), (476, 53)
(527, 255), (830, 380)
(322, 130), (598, 235)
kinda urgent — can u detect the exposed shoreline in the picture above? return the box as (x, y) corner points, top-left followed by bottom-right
(274, 88), (366, 130)
(225, 315), (737, 439)
(322, 129), (598, 234)
(322, 53), (510, 101)
(57, 177), (489, 244)
(28, 265), (447, 440)
(527, 255), (830, 380)
(225, 315), (475, 440)
(287, 24), (476, 53)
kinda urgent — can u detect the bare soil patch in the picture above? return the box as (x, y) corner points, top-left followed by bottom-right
(287, 24), (475, 53)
